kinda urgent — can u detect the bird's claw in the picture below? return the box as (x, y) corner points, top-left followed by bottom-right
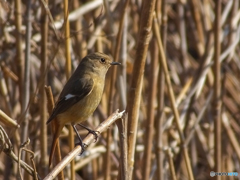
(75, 142), (88, 155)
(77, 124), (99, 142)
(87, 130), (99, 142)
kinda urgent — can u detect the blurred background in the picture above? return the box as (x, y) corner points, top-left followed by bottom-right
(0, 0), (240, 179)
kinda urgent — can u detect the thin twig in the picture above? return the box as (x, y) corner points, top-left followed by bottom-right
(18, 138), (38, 180)
(0, 125), (40, 179)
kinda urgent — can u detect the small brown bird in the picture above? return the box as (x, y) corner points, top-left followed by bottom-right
(47, 52), (120, 166)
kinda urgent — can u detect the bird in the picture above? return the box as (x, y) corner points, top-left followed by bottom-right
(46, 52), (120, 166)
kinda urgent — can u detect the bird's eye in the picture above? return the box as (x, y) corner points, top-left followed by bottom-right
(100, 58), (105, 63)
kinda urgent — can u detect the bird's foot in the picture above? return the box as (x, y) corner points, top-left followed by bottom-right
(87, 129), (99, 142)
(77, 124), (99, 142)
(75, 141), (87, 155)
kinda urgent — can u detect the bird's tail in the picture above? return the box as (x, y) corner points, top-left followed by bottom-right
(49, 121), (63, 167)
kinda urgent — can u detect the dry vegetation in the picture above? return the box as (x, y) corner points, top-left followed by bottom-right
(0, 0), (240, 180)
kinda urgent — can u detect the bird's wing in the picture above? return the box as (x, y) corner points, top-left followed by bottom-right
(46, 78), (94, 124)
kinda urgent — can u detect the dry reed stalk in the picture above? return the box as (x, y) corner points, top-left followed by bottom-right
(104, 0), (130, 179)
(126, 0), (157, 179)
(213, 1), (222, 180)
(0, 70), (12, 115)
(63, 0), (75, 179)
(185, 91), (213, 146)
(118, 15), (127, 110)
(155, 1), (167, 179)
(13, 1), (23, 175)
(14, 0), (24, 111)
(72, 0), (87, 58)
(222, 113), (240, 162)
(189, 0), (205, 56)
(104, 127), (112, 180)
(195, 124), (214, 168)
(177, 0), (189, 69)
(0, 110), (19, 129)
(45, 86), (64, 180)
(116, 113), (128, 180)
(108, 0), (130, 113)
(153, 13), (194, 180)
(0, 62), (19, 82)
(40, 0), (49, 175)
(166, 148), (177, 180)
(104, 3), (115, 179)
(21, 1), (32, 179)
(142, 41), (158, 180)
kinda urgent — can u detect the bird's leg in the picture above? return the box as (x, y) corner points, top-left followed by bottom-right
(77, 124), (99, 142)
(72, 125), (86, 154)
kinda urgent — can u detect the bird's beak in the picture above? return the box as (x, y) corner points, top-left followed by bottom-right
(110, 62), (121, 65)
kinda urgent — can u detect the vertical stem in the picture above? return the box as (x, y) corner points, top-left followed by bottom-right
(22, 0), (31, 134)
(105, 0), (130, 179)
(104, 129), (111, 180)
(153, 13), (194, 180)
(142, 41), (158, 180)
(73, 0), (87, 58)
(177, 0), (189, 69)
(189, 0), (205, 56)
(118, 13), (128, 110)
(100, 4), (112, 180)
(40, 0), (49, 175)
(64, 1), (71, 79)
(64, 0), (74, 179)
(45, 87), (64, 179)
(213, 1), (222, 179)
(0, 66), (12, 115)
(116, 113), (128, 180)
(21, 1), (31, 178)
(166, 148), (177, 180)
(127, 0), (157, 179)
(14, 0), (24, 112)
(21, 0), (31, 179)
(155, 0), (166, 178)
(107, 0), (130, 112)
